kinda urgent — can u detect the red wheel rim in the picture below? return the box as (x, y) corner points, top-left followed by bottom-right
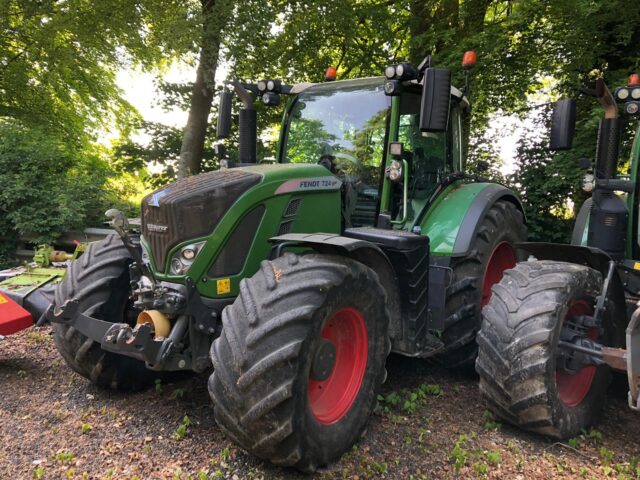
(556, 300), (597, 407)
(481, 241), (517, 307)
(308, 307), (368, 425)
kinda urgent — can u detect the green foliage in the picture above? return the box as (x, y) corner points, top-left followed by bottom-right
(0, 120), (134, 266)
(0, 0), (196, 140)
(172, 415), (191, 440)
(482, 410), (500, 431)
(508, 114), (576, 242)
(599, 446), (614, 465)
(172, 388), (185, 399)
(32, 466), (45, 479)
(450, 434), (471, 472)
(53, 451), (74, 463)
(584, 428), (603, 444)
(2, 0), (639, 244)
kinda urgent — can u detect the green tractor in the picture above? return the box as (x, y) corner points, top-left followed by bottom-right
(48, 53), (526, 471)
(477, 74), (640, 438)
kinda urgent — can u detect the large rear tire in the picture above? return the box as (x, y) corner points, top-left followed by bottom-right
(208, 253), (390, 472)
(476, 261), (610, 438)
(439, 200), (526, 368)
(52, 235), (160, 391)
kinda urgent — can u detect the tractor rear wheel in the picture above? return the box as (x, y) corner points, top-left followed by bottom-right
(52, 235), (161, 391)
(208, 253), (390, 472)
(439, 200), (526, 368)
(476, 261), (610, 438)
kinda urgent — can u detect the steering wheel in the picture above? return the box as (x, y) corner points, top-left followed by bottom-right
(333, 151), (358, 165)
(317, 151), (359, 173)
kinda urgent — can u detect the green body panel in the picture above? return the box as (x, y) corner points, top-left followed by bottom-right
(147, 163), (342, 298)
(419, 182), (491, 256)
(627, 125), (640, 259)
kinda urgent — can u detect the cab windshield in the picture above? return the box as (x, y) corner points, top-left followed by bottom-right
(282, 79), (390, 226)
(283, 78), (390, 179)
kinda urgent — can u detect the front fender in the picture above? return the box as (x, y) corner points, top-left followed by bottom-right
(270, 233), (402, 338)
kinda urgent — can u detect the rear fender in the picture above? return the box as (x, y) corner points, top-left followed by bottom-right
(571, 198), (592, 246)
(423, 182), (525, 257)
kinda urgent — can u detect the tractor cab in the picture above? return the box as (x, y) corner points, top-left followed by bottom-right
(278, 77), (467, 228)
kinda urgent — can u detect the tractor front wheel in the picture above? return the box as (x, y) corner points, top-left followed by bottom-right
(52, 235), (161, 391)
(476, 261), (610, 438)
(208, 253), (390, 472)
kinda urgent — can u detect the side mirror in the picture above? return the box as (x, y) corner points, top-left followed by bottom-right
(216, 90), (233, 139)
(549, 99), (576, 151)
(420, 68), (451, 133)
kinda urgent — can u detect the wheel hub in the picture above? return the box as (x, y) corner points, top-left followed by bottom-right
(307, 307), (368, 425)
(555, 300), (598, 407)
(311, 338), (337, 381)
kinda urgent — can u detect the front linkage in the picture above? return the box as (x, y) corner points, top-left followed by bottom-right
(48, 212), (219, 373)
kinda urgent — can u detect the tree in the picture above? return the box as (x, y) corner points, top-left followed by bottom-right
(0, 0), (195, 141)
(177, 0), (233, 178)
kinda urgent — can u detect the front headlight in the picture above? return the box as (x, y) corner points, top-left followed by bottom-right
(170, 241), (206, 275)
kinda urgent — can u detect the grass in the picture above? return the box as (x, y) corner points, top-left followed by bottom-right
(172, 388), (185, 399)
(53, 451), (74, 463)
(376, 384), (443, 415)
(172, 415), (191, 440)
(482, 410), (501, 431)
(450, 434), (471, 472)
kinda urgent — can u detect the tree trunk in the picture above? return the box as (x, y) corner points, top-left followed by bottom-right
(178, 0), (225, 179)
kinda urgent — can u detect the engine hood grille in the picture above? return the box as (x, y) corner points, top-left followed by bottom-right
(141, 169), (261, 272)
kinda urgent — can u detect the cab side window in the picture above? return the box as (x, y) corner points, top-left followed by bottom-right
(398, 90), (461, 199)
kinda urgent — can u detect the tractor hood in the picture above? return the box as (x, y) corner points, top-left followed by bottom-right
(141, 164), (341, 276)
(141, 169), (261, 273)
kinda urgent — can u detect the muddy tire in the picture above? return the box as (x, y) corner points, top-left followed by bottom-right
(208, 253), (390, 472)
(439, 200), (526, 368)
(52, 235), (160, 391)
(476, 261), (610, 438)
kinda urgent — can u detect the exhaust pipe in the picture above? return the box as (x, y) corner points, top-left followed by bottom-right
(594, 78), (620, 180)
(231, 78), (257, 164)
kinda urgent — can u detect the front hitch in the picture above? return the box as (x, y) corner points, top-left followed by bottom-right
(47, 300), (193, 371)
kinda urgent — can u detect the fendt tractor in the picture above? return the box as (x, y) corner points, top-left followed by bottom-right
(45, 52), (526, 471)
(477, 74), (640, 439)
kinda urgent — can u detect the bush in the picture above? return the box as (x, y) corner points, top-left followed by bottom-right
(0, 119), (137, 266)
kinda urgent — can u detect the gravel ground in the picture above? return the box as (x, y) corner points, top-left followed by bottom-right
(1, 326), (640, 479)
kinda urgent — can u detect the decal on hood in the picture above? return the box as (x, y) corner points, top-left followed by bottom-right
(275, 176), (342, 195)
